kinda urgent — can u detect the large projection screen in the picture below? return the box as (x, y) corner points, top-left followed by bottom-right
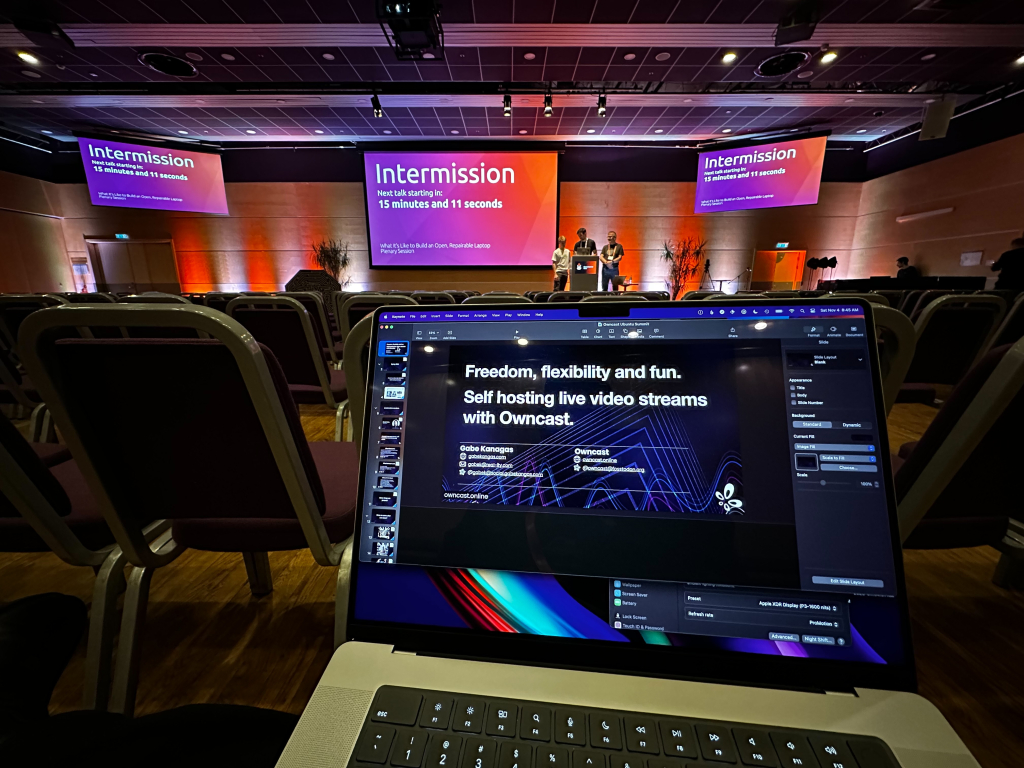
(78, 136), (229, 215)
(363, 151), (559, 268)
(694, 135), (827, 214)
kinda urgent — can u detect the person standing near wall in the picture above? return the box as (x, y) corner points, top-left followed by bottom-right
(991, 236), (1024, 289)
(895, 256), (921, 281)
(552, 236), (571, 291)
(600, 231), (624, 291)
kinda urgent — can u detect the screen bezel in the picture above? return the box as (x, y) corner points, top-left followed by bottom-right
(345, 298), (917, 694)
(360, 149), (560, 270)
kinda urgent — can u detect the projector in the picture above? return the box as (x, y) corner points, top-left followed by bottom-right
(376, 0), (445, 61)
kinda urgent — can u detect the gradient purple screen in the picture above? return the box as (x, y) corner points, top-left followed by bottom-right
(694, 136), (828, 214)
(363, 151), (559, 267)
(78, 137), (229, 215)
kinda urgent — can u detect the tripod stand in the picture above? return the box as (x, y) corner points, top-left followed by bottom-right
(698, 259), (714, 290)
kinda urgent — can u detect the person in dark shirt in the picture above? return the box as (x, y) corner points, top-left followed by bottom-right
(992, 237), (1024, 289)
(896, 257), (921, 281)
(600, 231), (625, 292)
(573, 227), (597, 255)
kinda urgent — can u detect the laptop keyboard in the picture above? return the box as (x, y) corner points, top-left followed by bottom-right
(347, 686), (898, 768)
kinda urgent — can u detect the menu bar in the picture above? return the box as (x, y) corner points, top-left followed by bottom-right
(379, 305), (866, 323)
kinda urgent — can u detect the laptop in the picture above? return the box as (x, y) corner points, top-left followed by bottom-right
(276, 299), (978, 768)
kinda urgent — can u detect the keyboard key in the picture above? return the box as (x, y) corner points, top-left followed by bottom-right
(658, 720), (699, 760)
(572, 750), (607, 768)
(454, 699), (487, 734)
(521, 706), (552, 742)
(768, 733), (816, 768)
(425, 734), (462, 768)
(808, 736), (857, 768)
(646, 760), (688, 768)
(589, 714), (622, 750)
(420, 696), (454, 730)
(357, 725), (397, 764)
(537, 746), (569, 768)
(623, 717), (660, 754)
(372, 689), (423, 726)
(609, 757), (645, 768)
(696, 725), (738, 763)
(732, 729), (778, 767)
(499, 742), (533, 768)
(461, 738), (499, 768)
(554, 709), (586, 746)
(848, 738), (900, 768)
(486, 703), (520, 737)
(392, 730), (430, 767)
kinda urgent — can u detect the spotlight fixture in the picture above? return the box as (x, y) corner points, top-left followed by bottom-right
(774, 0), (819, 46)
(17, 52), (39, 65)
(1017, 53), (1024, 65)
(597, 95), (606, 117)
(376, 0), (444, 60)
(821, 50), (838, 64)
(722, 128), (733, 133)
(544, 94), (552, 117)
(503, 94), (512, 117)
(722, 52), (738, 64)
(371, 94), (384, 118)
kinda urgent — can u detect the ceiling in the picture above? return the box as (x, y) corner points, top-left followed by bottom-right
(0, 0), (1022, 146)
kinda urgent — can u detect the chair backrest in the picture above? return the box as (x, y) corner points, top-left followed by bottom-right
(981, 292), (1024, 355)
(637, 291), (671, 301)
(412, 292), (456, 305)
(683, 290), (723, 300)
(463, 294), (533, 304)
(119, 293), (190, 304)
(61, 293), (118, 304)
(340, 294), (417, 341)
(908, 289), (953, 322)
(0, 344), (36, 408)
(274, 292), (337, 363)
(896, 339), (1024, 543)
(827, 292), (889, 306)
(342, 315), (375, 445)
(532, 292), (554, 303)
(204, 292), (242, 313)
(872, 306), (917, 414)
(898, 289), (925, 315)
(226, 296), (332, 399)
(581, 294), (646, 302)
(546, 291), (588, 303)
(873, 290), (906, 308)
(906, 294), (1007, 386)
(17, 304), (343, 569)
(0, 294), (69, 355)
(709, 293), (764, 300)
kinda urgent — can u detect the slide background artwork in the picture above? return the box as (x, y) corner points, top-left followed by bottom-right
(364, 151), (558, 267)
(694, 136), (827, 214)
(78, 137), (229, 214)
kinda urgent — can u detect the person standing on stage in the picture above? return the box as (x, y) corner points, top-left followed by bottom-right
(552, 236), (571, 291)
(600, 230), (624, 291)
(574, 227), (597, 255)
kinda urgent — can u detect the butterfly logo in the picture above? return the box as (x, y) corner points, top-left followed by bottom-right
(715, 482), (744, 514)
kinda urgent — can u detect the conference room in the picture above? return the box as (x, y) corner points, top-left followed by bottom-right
(1, 3), (1022, 768)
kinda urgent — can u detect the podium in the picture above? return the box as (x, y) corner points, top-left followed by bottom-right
(570, 255), (599, 291)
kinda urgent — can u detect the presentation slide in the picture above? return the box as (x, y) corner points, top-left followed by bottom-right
(363, 151), (558, 267)
(78, 137), (229, 215)
(694, 135), (827, 214)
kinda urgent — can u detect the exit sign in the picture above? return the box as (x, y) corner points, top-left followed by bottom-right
(115, 233), (129, 239)
(776, 242), (789, 248)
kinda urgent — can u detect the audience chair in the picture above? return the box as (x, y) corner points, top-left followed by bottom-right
(341, 315), (375, 444)
(873, 290), (906, 308)
(980, 292), (1024, 356)
(119, 293), (191, 305)
(872, 306), (917, 415)
(0, 344), (41, 412)
(683, 290), (723, 299)
(708, 293), (764, 300)
(227, 296), (347, 440)
(204, 292), (243, 313)
(906, 289), (954, 322)
(60, 293), (118, 304)
(411, 291), (456, 305)
(899, 294), (1006, 403)
(0, 294), (70, 360)
(532, 292), (554, 303)
(638, 291), (671, 301)
(274, 291), (340, 367)
(547, 291), (589, 303)
(340, 294), (417, 343)
(894, 339), (1024, 588)
(463, 294), (532, 304)
(898, 289), (925, 316)
(826, 292), (889, 306)
(581, 294), (646, 302)
(18, 303), (360, 709)
(0, 411), (171, 713)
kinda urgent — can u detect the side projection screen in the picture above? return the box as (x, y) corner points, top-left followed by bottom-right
(694, 135), (827, 214)
(363, 151), (559, 268)
(78, 137), (229, 215)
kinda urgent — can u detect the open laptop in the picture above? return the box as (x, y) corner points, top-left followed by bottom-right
(276, 299), (977, 768)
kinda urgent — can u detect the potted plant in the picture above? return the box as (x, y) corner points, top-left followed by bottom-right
(662, 236), (708, 299)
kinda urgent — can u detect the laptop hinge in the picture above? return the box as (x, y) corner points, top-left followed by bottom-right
(824, 689), (858, 697)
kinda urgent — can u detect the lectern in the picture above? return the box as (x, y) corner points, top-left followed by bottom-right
(570, 254), (599, 291)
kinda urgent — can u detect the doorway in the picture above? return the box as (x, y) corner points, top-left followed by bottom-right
(749, 250), (807, 292)
(85, 238), (181, 294)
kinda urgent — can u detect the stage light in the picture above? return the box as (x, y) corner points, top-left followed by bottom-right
(722, 52), (737, 64)
(821, 50), (837, 64)
(503, 94), (512, 117)
(17, 52), (39, 65)
(544, 94), (552, 117)
(371, 94), (384, 118)
(1017, 53), (1024, 65)
(597, 94), (606, 117)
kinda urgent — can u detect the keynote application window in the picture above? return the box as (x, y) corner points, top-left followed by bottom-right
(359, 305), (897, 647)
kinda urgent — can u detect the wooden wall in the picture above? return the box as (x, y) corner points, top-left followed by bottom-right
(1, 134), (1022, 295)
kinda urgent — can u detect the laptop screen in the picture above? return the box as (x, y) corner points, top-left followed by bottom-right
(349, 300), (912, 689)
